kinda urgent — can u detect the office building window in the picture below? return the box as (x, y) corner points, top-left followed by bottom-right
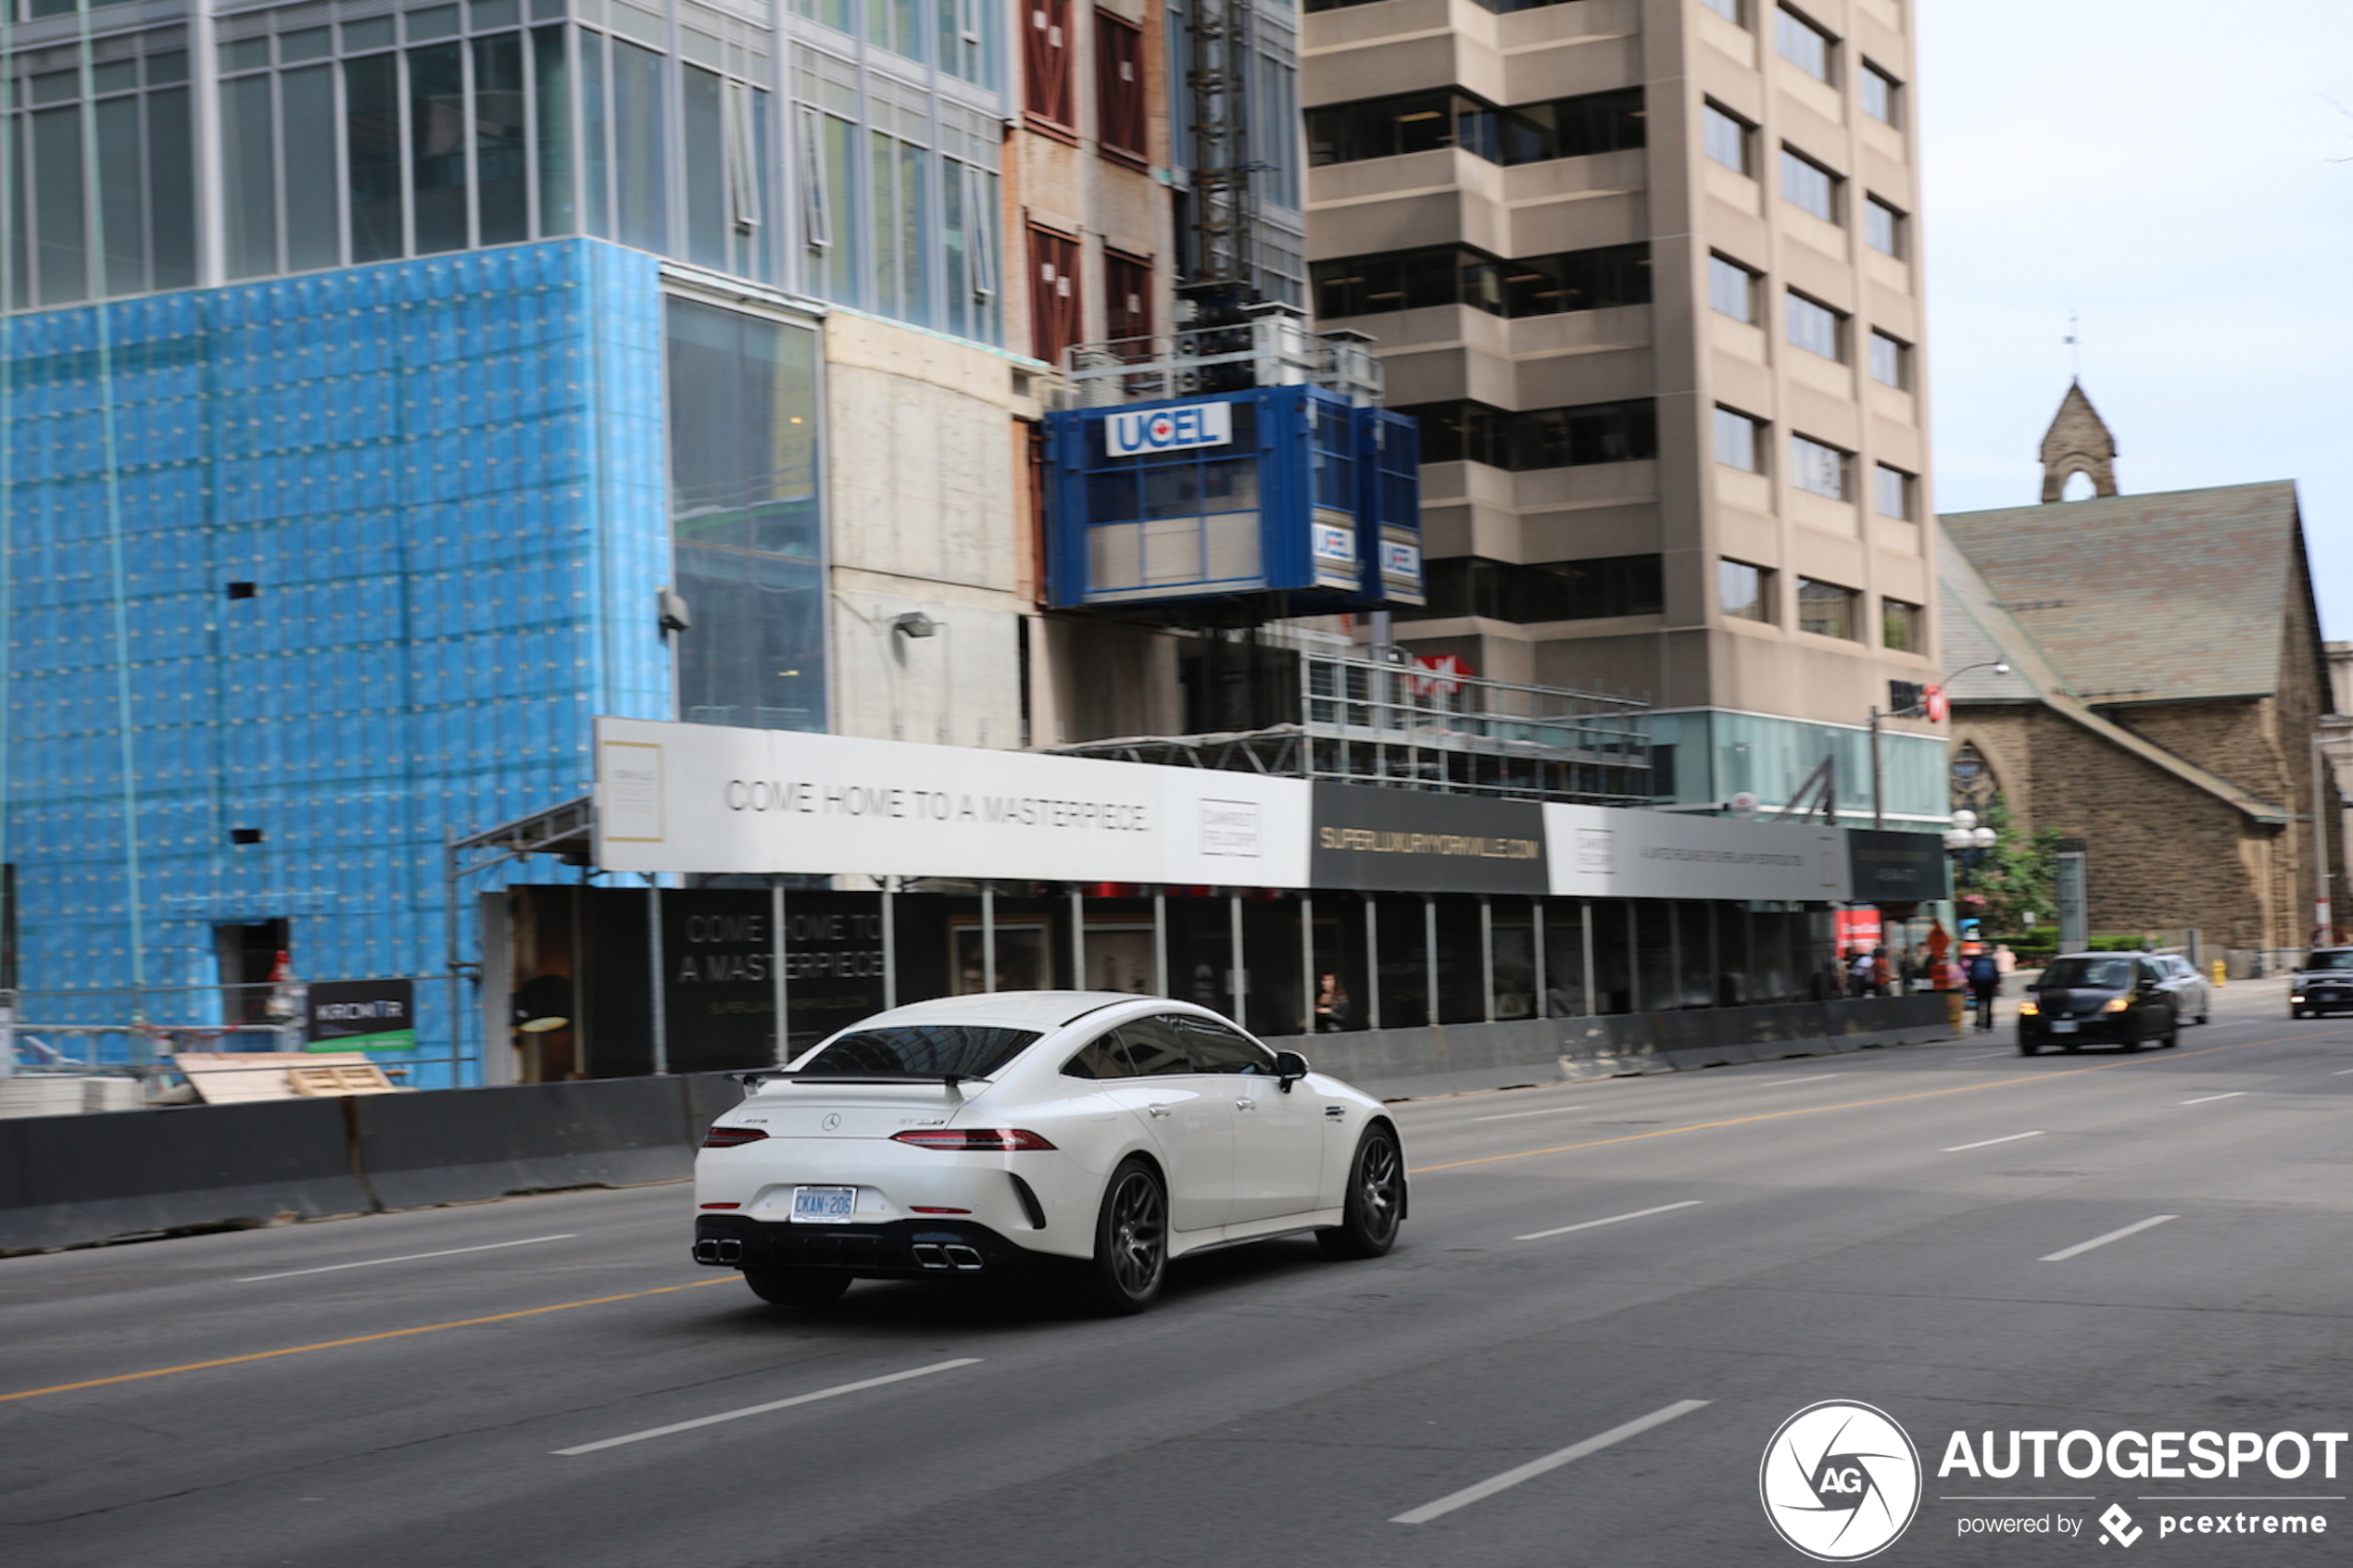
(1704, 102), (1753, 175)
(1796, 578), (1856, 640)
(1881, 596), (1924, 652)
(1096, 10), (1146, 162)
(1308, 91), (1489, 165)
(1865, 195), (1905, 257)
(666, 296), (827, 734)
(1308, 87), (1641, 169)
(1860, 62), (1902, 126)
(1401, 556), (1665, 623)
(1714, 407), (1764, 471)
(1875, 463), (1914, 520)
(1024, 0), (1074, 127)
(1780, 146), (1840, 221)
(1708, 254), (1758, 323)
(1395, 399), (1660, 470)
(1720, 558), (1773, 621)
(1790, 433), (1850, 499)
(1502, 242), (1652, 316)
(1775, 6), (1833, 82)
(1498, 88), (1647, 165)
(1785, 291), (1843, 360)
(1313, 245), (1503, 318)
(1869, 330), (1909, 389)
(1699, 0), (1743, 21)
(1106, 248), (1152, 343)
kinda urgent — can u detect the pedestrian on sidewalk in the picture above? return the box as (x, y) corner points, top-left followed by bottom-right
(1967, 949), (2003, 1031)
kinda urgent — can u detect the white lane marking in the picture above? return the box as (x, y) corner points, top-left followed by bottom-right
(1745, 1074), (1843, 1089)
(1474, 1104), (1590, 1123)
(2041, 1214), (2176, 1263)
(2334, 1069), (2353, 1076)
(235, 1235), (577, 1283)
(1954, 1049), (2014, 1061)
(1943, 1131), (2045, 1153)
(1516, 1200), (1704, 1242)
(1390, 1399), (1712, 1524)
(2181, 1092), (2246, 1106)
(554, 1359), (982, 1455)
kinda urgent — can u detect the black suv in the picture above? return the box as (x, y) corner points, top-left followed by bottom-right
(2290, 948), (2353, 1018)
(2018, 954), (2181, 1054)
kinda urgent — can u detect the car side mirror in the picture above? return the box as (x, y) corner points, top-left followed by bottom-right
(1272, 1049), (1311, 1090)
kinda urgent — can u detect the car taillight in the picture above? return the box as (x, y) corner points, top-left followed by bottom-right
(702, 1126), (770, 1148)
(890, 1129), (1057, 1151)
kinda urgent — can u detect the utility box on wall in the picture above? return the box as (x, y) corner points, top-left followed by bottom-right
(1044, 387), (1423, 613)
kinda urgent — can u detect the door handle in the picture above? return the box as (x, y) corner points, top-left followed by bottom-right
(1147, 1103), (1173, 1119)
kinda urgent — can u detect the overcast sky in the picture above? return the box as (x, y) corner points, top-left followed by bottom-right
(1917, 0), (2353, 640)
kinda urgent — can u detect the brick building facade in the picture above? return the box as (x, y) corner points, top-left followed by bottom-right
(1938, 386), (2345, 959)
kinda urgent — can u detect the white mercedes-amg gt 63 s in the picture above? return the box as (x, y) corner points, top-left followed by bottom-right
(691, 991), (1406, 1313)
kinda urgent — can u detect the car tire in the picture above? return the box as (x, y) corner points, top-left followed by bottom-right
(2019, 1039), (2038, 1056)
(1318, 1124), (1406, 1261)
(742, 1268), (852, 1308)
(1077, 1158), (1168, 1315)
(2292, 1008), (2309, 1021)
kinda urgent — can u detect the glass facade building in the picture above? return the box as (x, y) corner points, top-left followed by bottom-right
(0, 0), (1024, 1081)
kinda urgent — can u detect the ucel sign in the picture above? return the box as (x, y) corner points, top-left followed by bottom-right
(1104, 401), (1231, 457)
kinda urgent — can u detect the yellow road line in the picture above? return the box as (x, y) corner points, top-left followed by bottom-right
(1408, 1033), (2308, 1175)
(0, 1277), (736, 1404)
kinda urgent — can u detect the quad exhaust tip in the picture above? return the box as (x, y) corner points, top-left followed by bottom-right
(693, 1238), (744, 1265)
(912, 1243), (986, 1272)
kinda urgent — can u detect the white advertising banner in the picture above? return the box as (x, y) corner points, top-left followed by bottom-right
(1543, 804), (1848, 902)
(593, 717), (1310, 886)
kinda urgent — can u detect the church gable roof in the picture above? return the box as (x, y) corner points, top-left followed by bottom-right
(1940, 480), (2304, 706)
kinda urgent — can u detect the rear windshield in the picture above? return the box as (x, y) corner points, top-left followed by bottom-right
(2303, 950), (2353, 972)
(796, 1025), (1040, 1078)
(2041, 957), (2135, 989)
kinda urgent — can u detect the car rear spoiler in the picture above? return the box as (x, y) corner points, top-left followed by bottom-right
(729, 1070), (994, 1089)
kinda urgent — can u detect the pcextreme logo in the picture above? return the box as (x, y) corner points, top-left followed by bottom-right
(1760, 1400), (1924, 1562)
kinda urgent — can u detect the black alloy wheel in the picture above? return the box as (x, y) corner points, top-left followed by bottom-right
(1317, 1125), (1405, 1260)
(1080, 1159), (1168, 1315)
(742, 1267), (852, 1308)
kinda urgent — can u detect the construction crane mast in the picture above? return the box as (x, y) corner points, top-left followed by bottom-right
(1180, 0), (1259, 329)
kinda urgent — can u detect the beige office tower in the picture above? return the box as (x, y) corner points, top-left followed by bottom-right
(1302, 0), (1942, 824)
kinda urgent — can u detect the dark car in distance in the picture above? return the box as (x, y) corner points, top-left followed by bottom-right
(2018, 954), (2182, 1055)
(2290, 948), (2353, 1019)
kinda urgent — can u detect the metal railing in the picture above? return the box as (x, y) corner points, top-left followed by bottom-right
(1052, 648), (1652, 805)
(1065, 306), (1384, 408)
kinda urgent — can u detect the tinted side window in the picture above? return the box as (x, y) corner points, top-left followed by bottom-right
(1117, 1017), (1196, 1076)
(1062, 1030), (1136, 1080)
(1173, 1014), (1279, 1074)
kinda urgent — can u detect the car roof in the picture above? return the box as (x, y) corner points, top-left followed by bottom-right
(837, 990), (1166, 1032)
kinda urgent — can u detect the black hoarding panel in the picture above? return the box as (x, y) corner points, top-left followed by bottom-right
(1309, 783), (1548, 895)
(1846, 829), (1951, 904)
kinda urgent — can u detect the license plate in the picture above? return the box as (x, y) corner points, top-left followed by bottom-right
(2049, 1022), (2078, 1035)
(790, 1185), (858, 1223)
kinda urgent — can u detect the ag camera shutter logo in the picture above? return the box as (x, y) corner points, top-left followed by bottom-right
(1760, 1400), (1922, 1561)
(1104, 402), (1232, 456)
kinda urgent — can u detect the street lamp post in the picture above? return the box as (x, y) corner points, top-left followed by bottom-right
(1870, 659), (2011, 831)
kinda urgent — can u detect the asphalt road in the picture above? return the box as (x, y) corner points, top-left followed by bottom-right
(3, 979), (2348, 1568)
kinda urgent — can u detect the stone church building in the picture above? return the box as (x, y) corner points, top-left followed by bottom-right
(1939, 383), (2345, 962)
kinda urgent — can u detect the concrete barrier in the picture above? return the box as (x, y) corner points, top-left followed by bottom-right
(1264, 993), (1955, 1101)
(0, 997), (1949, 1252)
(0, 1098), (371, 1254)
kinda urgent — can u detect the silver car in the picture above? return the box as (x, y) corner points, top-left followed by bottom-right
(2151, 954), (2211, 1025)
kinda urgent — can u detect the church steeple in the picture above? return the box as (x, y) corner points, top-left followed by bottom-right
(2039, 380), (2119, 503)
